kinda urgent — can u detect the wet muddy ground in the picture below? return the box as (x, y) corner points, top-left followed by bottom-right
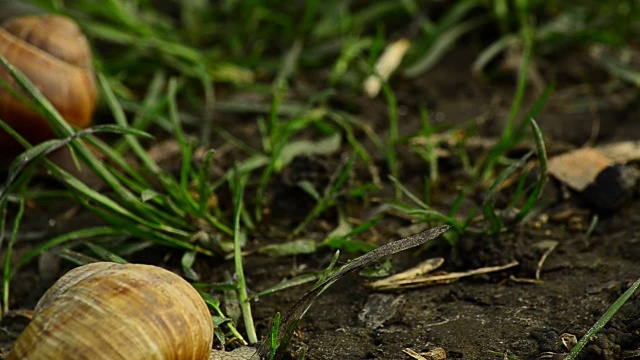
(2, 44), (640, 360)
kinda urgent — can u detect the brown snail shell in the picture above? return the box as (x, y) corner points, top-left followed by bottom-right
(0, 14), (97, 153)
(8, 262), (214, 360)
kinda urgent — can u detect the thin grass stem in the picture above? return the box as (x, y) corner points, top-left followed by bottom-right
(2, 199), (24, 316)
(232, 172), (257, 344)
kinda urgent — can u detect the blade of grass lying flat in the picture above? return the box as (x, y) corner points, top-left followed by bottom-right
(56, 249), (100, 266)
(74, 196), (206, 254)
(103, 240), (153, 257)
(55, 167), (190, 239)
(388, 176), (465, 230)
(254, 273), (320, 299)
(389, 202), (465, 230)
(85, 243), (128, 264)
(0, 122), (152, 202)
(2, 138), (59, 192)
(258, 225), (450, 359)
(10, 226), (129, 278)
(259, 239), (317, 257)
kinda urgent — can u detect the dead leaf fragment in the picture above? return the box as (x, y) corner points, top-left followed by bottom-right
(368, 258), (444, 290)
(358, 293), (403, 330)
(548, 140), (640, 193)
(363, 38), (411, 98)
(403, 348), (428, 360)
(368, 258), (519, 291)
(596, 140), (640, 163)
(403, 347), (447, 360)
(548, 148), (613, 191)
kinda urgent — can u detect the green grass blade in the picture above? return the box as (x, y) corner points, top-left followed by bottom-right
(2, 199), (24, 315)
(513, 118), (548, 224)
(254, 274), (319, 298)
(11, 227), (129, 278)
(269, 312), (282, 360)
(566, 274), (640, 360)
(405, 16), (487, 77)
(231, 172), (257, 344)
(0, 55), (144, 207)
(482, 151), (534, 233)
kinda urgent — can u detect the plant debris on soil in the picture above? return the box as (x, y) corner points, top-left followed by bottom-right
(1, 1), (640, 360)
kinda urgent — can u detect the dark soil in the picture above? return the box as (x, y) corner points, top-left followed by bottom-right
(2, 45), (640, 360)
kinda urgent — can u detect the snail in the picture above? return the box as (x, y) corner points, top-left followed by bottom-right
(8, 262), (214, 360)
(0, 14), (97, 153)
(9, 226), (450, 360)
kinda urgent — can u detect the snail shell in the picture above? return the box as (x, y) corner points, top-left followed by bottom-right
(8, 262), (214, 360)
(0, 14), (97, 151)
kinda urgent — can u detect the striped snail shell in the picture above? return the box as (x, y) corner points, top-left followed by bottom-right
(8, 262), (214, 360)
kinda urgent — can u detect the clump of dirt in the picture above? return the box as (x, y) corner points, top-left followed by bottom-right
(452, 231), (540, 277)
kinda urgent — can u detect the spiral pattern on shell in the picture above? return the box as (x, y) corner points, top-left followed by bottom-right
(8, 262), (214, 360)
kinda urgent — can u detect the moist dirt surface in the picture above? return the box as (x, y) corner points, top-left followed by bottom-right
(2, 46), (640, 360)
